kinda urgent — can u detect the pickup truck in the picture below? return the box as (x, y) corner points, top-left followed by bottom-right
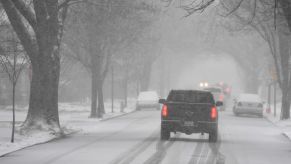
(159, 90), (223, 142)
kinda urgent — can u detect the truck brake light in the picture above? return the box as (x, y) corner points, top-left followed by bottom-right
(211, 107), (217, 119)
(162, 105), (168, 117)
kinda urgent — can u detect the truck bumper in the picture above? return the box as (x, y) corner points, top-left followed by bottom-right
(161, 120), (217, 134)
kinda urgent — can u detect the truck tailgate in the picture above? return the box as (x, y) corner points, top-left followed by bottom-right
(166, 102), (213, 122)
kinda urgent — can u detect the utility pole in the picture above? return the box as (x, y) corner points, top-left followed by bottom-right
(111, 65), (114, 113)
(274, 82), (276, 117)
(267, 84), (271, 113)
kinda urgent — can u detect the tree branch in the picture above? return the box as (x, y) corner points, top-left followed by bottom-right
(11, 0), (37, 30)
(0, 0), (38, 58)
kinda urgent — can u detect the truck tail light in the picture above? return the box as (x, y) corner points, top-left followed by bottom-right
(162, 105), (168, 117)
(211, 107), (217, 119)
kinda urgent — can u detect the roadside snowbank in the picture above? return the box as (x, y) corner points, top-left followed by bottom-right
(0, 130), (59, 157)
(264, 103), (291, 141)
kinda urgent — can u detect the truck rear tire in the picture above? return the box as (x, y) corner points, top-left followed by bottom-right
(161, 128), (170, 140)
(209, 130), (218, 142)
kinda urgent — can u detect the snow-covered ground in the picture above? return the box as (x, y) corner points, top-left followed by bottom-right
(0, 99), (137, 157)
(264, 103), (291, 141)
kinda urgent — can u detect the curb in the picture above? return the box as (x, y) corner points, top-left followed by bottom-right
(282, 132), (291, 141)
(263, 115), (278, 127)
(101, 110), (137, 122)
(0, 129), (79, 158)
(264, 115), (291, 142)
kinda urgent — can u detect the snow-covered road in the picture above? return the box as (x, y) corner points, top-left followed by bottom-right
(1, 110), (291, 164)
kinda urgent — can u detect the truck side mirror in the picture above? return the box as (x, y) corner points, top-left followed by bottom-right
(216, 101), (223, 107)
(159, 99), (166, 104)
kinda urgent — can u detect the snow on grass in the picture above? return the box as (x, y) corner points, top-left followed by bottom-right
(60, 100), (137, 134)
(0, 98), (138, 156)
(0, 128), (58, 157)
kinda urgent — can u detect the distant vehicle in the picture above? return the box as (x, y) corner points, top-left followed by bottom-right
(136, 91), (160, 110)
(199, 82), (209, 88)
(204, 87), (226, 111)
(233, 93), (264, 117)
(159, 90), (223, 142)
(216, 82), (232, 97)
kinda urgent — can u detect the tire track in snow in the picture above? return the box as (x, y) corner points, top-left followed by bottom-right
(187, 135), (207, 164)
(142, 133), (181, 164)
(109, 129), (160, 164)
(205, 134), (225, 164)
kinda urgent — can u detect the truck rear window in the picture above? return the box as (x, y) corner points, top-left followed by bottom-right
(167, 91), (214, 104)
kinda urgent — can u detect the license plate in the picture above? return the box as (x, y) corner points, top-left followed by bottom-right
(184, 121), (194, 126)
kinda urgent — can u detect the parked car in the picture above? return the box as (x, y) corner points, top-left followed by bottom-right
(233, 93), (264, 117)
(204, 86), (227, 111)
(159, 90), (223, 142)
(136, 91), (160, 110)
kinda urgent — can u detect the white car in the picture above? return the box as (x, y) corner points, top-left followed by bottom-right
(136, 91), (160, 110)
(233, 94), (264, 117)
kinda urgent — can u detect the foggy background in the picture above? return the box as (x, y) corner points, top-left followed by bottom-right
(0, 0), (274, 107)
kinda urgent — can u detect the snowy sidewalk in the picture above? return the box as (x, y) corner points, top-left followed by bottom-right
(0, 99), (136, 157)
(264, 103), (291, 141)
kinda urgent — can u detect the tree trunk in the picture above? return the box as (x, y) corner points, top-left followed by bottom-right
(97, 79), (104, 116)
(281, 87), (290, 119)
(123, 69), (128, 107)
(140, 61), (152, 91)
(0, 0), (63, 132)
(23, 52), (61, 131)
(124, 79), (128, 107)
(280, 68), (290, 119)
(11, 83), (15, 143)
(278, 1), (291, 33)
(278, 29), (290, 120)
(136, 79), (140, 96)
(90, 70), (98, 118)
(277, 0), (291, 120)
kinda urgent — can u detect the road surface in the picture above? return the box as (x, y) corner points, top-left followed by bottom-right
(1, 109), (291, 164)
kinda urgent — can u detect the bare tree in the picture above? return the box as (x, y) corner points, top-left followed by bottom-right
(0, 0), (71, 132)
(0, 31), (28, 142)
(163, 0), (291, 119)
(64, 0), (160, 117)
